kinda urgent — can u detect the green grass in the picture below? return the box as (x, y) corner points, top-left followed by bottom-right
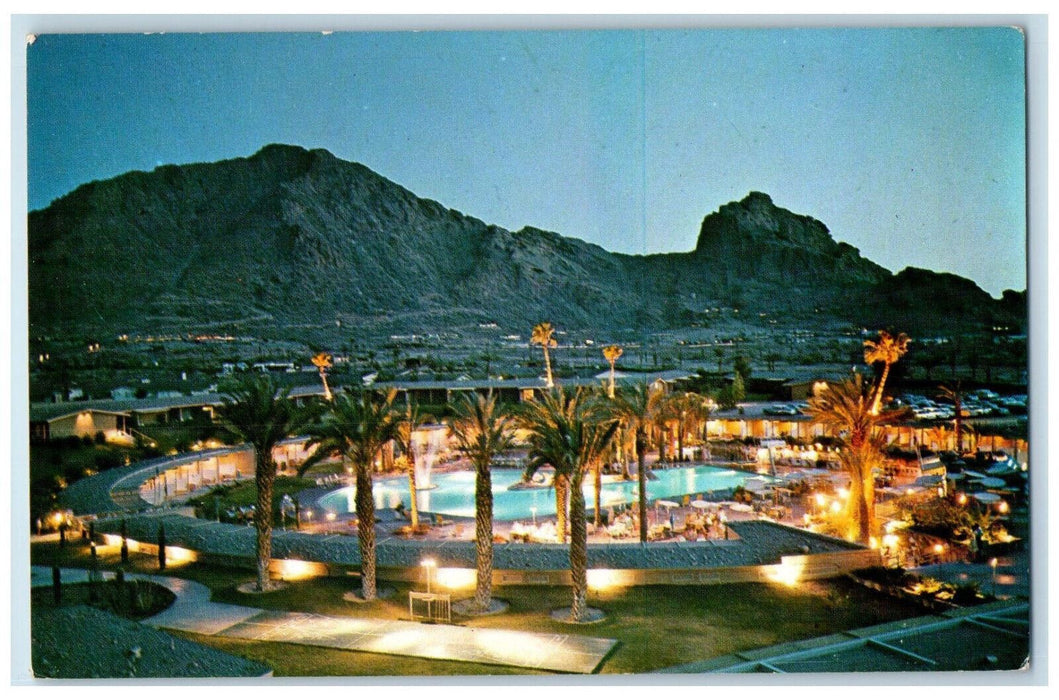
(31, 540), (925, 676)
(185, 476), (317, 521)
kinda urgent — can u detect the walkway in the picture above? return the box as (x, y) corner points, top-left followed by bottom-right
(31, 567), (617, 674)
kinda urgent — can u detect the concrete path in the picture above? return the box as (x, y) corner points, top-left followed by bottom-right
(31, 567), (617, 674)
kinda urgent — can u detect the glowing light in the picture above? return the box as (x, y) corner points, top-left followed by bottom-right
(837, 488), (849, 500)
(957, 493), (968, 506)
(277, 559), (320, 581)
(997, 501), (1009, 514)
(164, 546), (197, 565)
(587, 569), (620, 590)
(434, 567), (476, 590)
(830, 501), (841, 513)
(102, 533), (123, 547)
(326, 512), (337, 521)
(815, 493), (826, 507)
(882, 534), (899, 548)
(933, 543), (945, 554)
(869, 536), (879, 550)
(768, 558), (805, 587)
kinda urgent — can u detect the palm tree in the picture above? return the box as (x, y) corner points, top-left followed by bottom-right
(520, 387), (618, 622)
(311, 352), (334, 401)
(307, 390), (400, 600)
(531, 322), (558, 388)
(609, 382), (662, 542)
(938, 381), (966, 455)
(807, 374), (904, 544)
(602, 345), (623, 398)
(448, 391), (516, 612)
(863, 331), (911, 415)
(218, 374), (318, 592)
(395, 401), (432, 530)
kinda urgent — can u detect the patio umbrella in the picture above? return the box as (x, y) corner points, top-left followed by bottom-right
(971, 492), (1001, 504)
(974, 477), (1007, 489)
(743, 477), (772, 494)
(728, 502), (753, 513)
(657, 500), (679, 508)
(690, 500), (711, 510)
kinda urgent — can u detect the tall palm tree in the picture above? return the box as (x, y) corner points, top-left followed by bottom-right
(311, 352), (334, 401)
(531, 322), (558, 388)
(938, 381), (966, 455)
(307, 389), (400, 600)
(448, 391), (516, 612)
(218, 374), (318, 592)
(863, 331), (911, 415)
(395, 401), (432, 530)
(808, 374), (903, 544)
(602, 345), (623, 398)
(520, 387), (618, 622)
(611, 383), (664, 542)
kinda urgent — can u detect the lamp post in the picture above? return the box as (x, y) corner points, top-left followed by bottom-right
(990, 557), (999, 597)
(421, 557), (436, 594)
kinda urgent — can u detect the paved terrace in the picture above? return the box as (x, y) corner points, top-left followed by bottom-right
(31, 567), (617, 674)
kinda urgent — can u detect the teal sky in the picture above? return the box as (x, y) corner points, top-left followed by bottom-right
(26, 27), (1027, 296)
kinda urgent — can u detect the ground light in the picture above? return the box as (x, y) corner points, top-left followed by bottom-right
(421, 557), (436, 594)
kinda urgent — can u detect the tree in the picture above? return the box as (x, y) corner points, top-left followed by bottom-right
(531, 322), (558, 388)
(448, 391), (516, 612)
(307, 390), (400, 600)
(733, 355), (753, 382)
(395, 401), (432, 530)
(717, 372), (745, 410)
(218, 374), (318, 592)
(520, 387), (618, 622)
(863, 331), (911, 415)
(611, 382), (665, 542)
(807, 374), (905, 544)
(938, 381), (966, 455)
(602, 345), (623, 398)
(311, 352), (334, 401)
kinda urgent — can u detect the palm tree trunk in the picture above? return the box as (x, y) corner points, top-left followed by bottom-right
(319, 370), (332, 401)
(871, 363), (892, 415)
(354, 464), (377, 600)
(568, 473), (589, 622)
(543, 347), (554, 388)
(554, 472), (568, 543)
(474, 460), (494, 610)
(637, 430), (648, 543)
(407, 446), (420, 529)
(844, 446), (875, 544)
(254, 450), (275, 592)
(608, 361), (616, 398)
(593, 462), (602, 527)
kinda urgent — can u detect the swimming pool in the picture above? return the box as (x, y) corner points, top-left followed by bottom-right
(315, 466), (765, 521)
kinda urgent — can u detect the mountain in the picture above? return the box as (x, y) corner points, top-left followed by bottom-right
(27, 144), (1025, 344)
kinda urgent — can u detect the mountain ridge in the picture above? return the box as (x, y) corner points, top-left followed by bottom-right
(28, 144), (1025, 344)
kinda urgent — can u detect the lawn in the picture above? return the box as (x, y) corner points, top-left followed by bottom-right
(31, 539), (926, 676)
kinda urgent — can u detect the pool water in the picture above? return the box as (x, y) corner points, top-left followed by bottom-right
(315, 466), (764, 521)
